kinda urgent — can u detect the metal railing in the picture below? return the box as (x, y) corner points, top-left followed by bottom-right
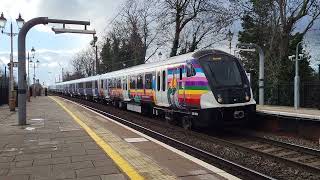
(254, 81), (320, 108)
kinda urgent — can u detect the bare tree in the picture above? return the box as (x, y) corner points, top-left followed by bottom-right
(71, 48), (96, 78)
(160, 0), (234, 56)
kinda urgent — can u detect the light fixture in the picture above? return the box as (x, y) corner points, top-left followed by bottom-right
(227, 29), (233, 42)
(0, 12), (7, 30)
(31, 47), (36, 58)
(16, 13), (25, 29)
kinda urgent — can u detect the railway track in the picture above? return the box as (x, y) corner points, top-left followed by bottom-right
(200, 132), (320, 174)
(57, 95), (320, 179)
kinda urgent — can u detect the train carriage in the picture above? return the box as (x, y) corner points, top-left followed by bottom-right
(51, 49), (256, 129)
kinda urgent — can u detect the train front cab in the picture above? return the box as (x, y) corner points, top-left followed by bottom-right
(194, 50), (256, 128)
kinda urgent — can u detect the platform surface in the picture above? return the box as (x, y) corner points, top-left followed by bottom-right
(257, 105), (320, 120)
(0, 97), (126, 180)
(0, 96), (239, 180)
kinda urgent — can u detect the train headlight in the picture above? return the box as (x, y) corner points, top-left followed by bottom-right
(245, 93), (250, 101)
(217, 94), (223, 103)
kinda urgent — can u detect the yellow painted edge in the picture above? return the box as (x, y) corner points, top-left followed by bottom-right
(49, 96), (144, 180)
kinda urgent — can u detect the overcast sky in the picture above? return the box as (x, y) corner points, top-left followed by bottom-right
(0, 0), (319, 86)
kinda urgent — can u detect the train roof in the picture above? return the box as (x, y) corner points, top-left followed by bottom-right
(54, 49), (229, 85)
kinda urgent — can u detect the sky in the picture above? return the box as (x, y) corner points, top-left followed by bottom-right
(0, 0), (319, 86)
(0, 0), (122, 86)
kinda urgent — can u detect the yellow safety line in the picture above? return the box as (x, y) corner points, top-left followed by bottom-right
(49, 96), (144, 180)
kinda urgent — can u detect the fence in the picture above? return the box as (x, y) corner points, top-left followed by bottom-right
(254, 81), (320, 108)
(0, 77), (9, 106)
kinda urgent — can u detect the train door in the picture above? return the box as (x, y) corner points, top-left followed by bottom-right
(104, 79), (109, 99)
(156, 68), (169, 107)
(178, 65), (186, 106)
(93, 81), (97, 97)
(122, 76), (129, 101)
(99, 79), (103, 98)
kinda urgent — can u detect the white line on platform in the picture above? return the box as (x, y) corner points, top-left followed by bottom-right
(63, 98), (241, 180)
(257, 109), (320, 120)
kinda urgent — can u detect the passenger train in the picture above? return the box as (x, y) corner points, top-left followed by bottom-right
(49, 49), (256, 129)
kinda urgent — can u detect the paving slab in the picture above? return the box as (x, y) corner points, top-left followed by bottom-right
(0, 97), (127, 180)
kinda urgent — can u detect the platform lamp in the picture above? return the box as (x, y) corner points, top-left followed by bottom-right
(0, 12), (25, 111)
(27, 47), (36, 101)
(30, 58), (39, 98)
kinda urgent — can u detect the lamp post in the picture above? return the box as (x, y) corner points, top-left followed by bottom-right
(91, 35), (98, 75)
(30, 59), (39, 98)
(58, 62), (64, 82)
(0, 12), (25, 111)
(27, 47), (35, 102)
(227, 29), (233, 54)
(289, 41), (303, 109)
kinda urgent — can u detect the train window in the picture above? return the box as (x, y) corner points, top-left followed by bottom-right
(101, 80), (104, 89)
(117, 79), (121, 88)
(95, 81), (98, 88)
(186, 64), (196, 77)
(130, 76), (136, 89)
(157, 74), (160, 91)
(86, 81), (92, 88)
(108, 79), (112, 88)
(113, 79), (117, 88)
(162, 70), (166, 91)
(145, 73), (152, 89)
(179, 68), (183, 80)
(137, 75), (143, 89)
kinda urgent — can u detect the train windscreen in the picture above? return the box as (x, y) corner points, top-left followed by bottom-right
(200, 55), (243, 88)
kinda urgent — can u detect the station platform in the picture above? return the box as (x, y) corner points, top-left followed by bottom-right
(257, 105), (320, 121)
(0, 96), (238, 180)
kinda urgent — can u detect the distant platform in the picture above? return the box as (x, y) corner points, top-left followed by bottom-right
(257, 105), (320, 121)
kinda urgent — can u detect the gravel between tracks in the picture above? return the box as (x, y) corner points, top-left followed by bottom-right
(259, 132), (320, 150)
(65, 97), (320, 180)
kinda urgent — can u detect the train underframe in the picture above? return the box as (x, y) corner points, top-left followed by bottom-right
(55, 91), (256, 130)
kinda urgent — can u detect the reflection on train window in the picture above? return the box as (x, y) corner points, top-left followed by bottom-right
(108, 79), (113, 88)
(137, 75), (143, 89)
(162, 70), (166, 91)
(117, 79), (121, 88)
(86, 81), (92, 88)
(130, 76), (136, 89)
(157, 74), (160, 91)
(145, 73), (153, 89)
(202, 57), (242, 87)
(186, 64), (196, 77)
(124, 78), (128, 90)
